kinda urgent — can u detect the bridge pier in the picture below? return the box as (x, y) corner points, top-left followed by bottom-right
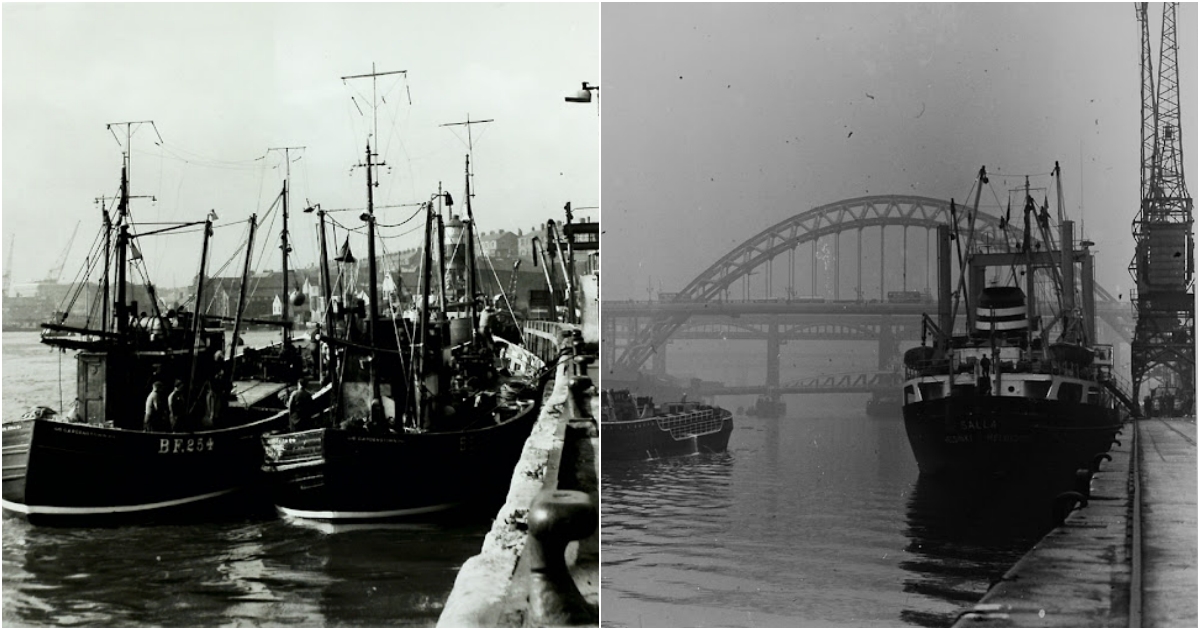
(877, 318), (899, 371)
(651, 340), (667, 376)
(767, 321), (780, 401)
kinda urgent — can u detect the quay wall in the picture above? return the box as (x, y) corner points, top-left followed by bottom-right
(955, 417), (1197, 628)
(438, 331), (599, 627)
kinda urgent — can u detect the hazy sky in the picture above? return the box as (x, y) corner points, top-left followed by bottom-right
(602, 3), (1197, 301)
(4, 3), (599, 289)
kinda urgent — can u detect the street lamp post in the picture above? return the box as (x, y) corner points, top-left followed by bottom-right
(564, 82), (599, 115)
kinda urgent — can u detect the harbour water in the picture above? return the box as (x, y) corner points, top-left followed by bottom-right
(2, 331), (487, 627)
(601, 344), (1059, 627)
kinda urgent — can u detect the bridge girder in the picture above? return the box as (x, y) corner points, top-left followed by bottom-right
(616, 196), (1024, 371)
(612, 195), (1131, 373)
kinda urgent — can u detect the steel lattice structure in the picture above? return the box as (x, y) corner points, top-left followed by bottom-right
(614, 195), (1032, 372)
(1130, 2), (1195, 412)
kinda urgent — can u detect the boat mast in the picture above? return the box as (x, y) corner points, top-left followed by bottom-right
(104, 120), (162, 335)
(267, 146), (304, 348)
(102, 208), (111, 333)
(115, 168), (130, 336)
(437, 183), (448, 311)
(364, 141), (382, 405)
(416, 201), (435, 428)
(340, 64), (404, 409)
(464, 157), (479, 340)
(188, 215), (215, 394)
(228, 214), (258, 384)
(438, 115), (493, 335)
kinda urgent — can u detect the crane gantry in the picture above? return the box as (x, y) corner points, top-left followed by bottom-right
(1129, 2), (1195, 416)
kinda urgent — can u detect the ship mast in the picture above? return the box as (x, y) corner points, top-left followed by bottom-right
(104, 120), (161, 336)
(266, 146), (304, 348)
(341, 64), (406, 412)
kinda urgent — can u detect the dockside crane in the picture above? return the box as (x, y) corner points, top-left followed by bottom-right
(44, 220), (81, 285)
(1129, 2), (1195, 416)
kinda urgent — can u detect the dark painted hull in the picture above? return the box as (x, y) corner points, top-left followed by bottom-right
(262, 401), (539, 520)
(602, 408), (734, 461)
(902, 395), (1121, 478)
(2, 414), (286, 524)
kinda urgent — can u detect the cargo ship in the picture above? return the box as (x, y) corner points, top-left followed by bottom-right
(901, 167), (1132, 478)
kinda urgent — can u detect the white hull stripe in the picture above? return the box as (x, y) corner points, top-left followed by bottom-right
(277, 502), (460, 521)
(976, 319), (1030, 331)
(976, 305), (1026, 318)
(0, 488), (235, 515)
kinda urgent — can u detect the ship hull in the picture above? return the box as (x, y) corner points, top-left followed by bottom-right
(2, 415), (286, 524)
(602, 408), (734, 461)
(902, 395), (1121, 478)
(262, 401), (538, 521)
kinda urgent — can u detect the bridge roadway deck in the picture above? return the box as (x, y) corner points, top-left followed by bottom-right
(954, 417), (1196, 628)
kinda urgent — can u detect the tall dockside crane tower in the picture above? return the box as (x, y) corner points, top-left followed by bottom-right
(1130, 2), (1195, 415)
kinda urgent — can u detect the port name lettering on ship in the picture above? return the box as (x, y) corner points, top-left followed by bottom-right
(159, 438), (215, 454)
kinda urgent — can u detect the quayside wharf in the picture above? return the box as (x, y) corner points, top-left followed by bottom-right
(954, 416), (1197, 628)
(437, 317), (599, 627)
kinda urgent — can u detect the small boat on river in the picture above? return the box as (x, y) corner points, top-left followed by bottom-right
(601, 390), (733, 461)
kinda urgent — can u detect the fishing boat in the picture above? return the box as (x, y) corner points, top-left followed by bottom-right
(601, 390), (733, 460)
(900, 166), (1131, 478)
(2, 138), (309, 523)
(262, 70), (543, 520)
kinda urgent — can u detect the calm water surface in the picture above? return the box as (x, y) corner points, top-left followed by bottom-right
(2, 331), (487, 627)
(601, 345), (1055, 627)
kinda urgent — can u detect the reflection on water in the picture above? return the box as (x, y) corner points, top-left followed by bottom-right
(602, 407), (1053, 628)
(2, 516), (488, 627)
(899, 474), (1057, 627)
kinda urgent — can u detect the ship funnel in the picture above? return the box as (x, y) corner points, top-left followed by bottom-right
(973, 286), (1028, 339)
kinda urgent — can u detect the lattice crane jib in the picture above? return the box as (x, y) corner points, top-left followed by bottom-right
(1131, 1), (1195, 413)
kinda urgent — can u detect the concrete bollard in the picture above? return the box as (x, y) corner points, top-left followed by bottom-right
(1052, 491), (1084, 527)
(568, 376), (595, 420)
(1073, 468), (1092, 506)
(1090, 452), (1112, 474)
(527, 489), (599, 626)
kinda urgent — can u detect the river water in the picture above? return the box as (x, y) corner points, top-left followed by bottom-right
(600, 343), (1058, 627)
(2, 331), (487, 627)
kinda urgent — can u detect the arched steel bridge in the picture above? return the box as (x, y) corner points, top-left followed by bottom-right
(690, 371), (902, 397)
(613, 194), (1129, 373)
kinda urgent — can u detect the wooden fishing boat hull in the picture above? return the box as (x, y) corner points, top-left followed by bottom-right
(261, 401), (538, 520)
(602, 407), (734, 461)
(2, 414), (286, 524)
(902, 394), (1121, 478)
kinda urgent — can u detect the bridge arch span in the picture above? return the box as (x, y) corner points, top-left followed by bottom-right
(617, 195), (1028, 372)
(680, 195), (1018, 302)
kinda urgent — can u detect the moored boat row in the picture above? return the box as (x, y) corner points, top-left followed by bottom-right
(2, 68), (564, 526)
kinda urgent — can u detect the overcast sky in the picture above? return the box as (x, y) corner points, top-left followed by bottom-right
(4, 3), (598, 289)
(602, 3), (1197, 301)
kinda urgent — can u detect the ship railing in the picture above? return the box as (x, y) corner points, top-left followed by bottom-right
(655, 408), (725, 439)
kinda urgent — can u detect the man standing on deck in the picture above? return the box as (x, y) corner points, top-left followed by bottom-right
(168, 380), (187, 432)
(288, 377), (315, 431)
(144, 381), (170, 432)
(979, 354), (993, 396)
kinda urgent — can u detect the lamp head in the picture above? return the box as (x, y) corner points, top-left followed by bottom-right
(565, 89), (593, 103)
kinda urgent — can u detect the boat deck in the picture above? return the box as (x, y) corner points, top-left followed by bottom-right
(229, 380), (289, 409)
